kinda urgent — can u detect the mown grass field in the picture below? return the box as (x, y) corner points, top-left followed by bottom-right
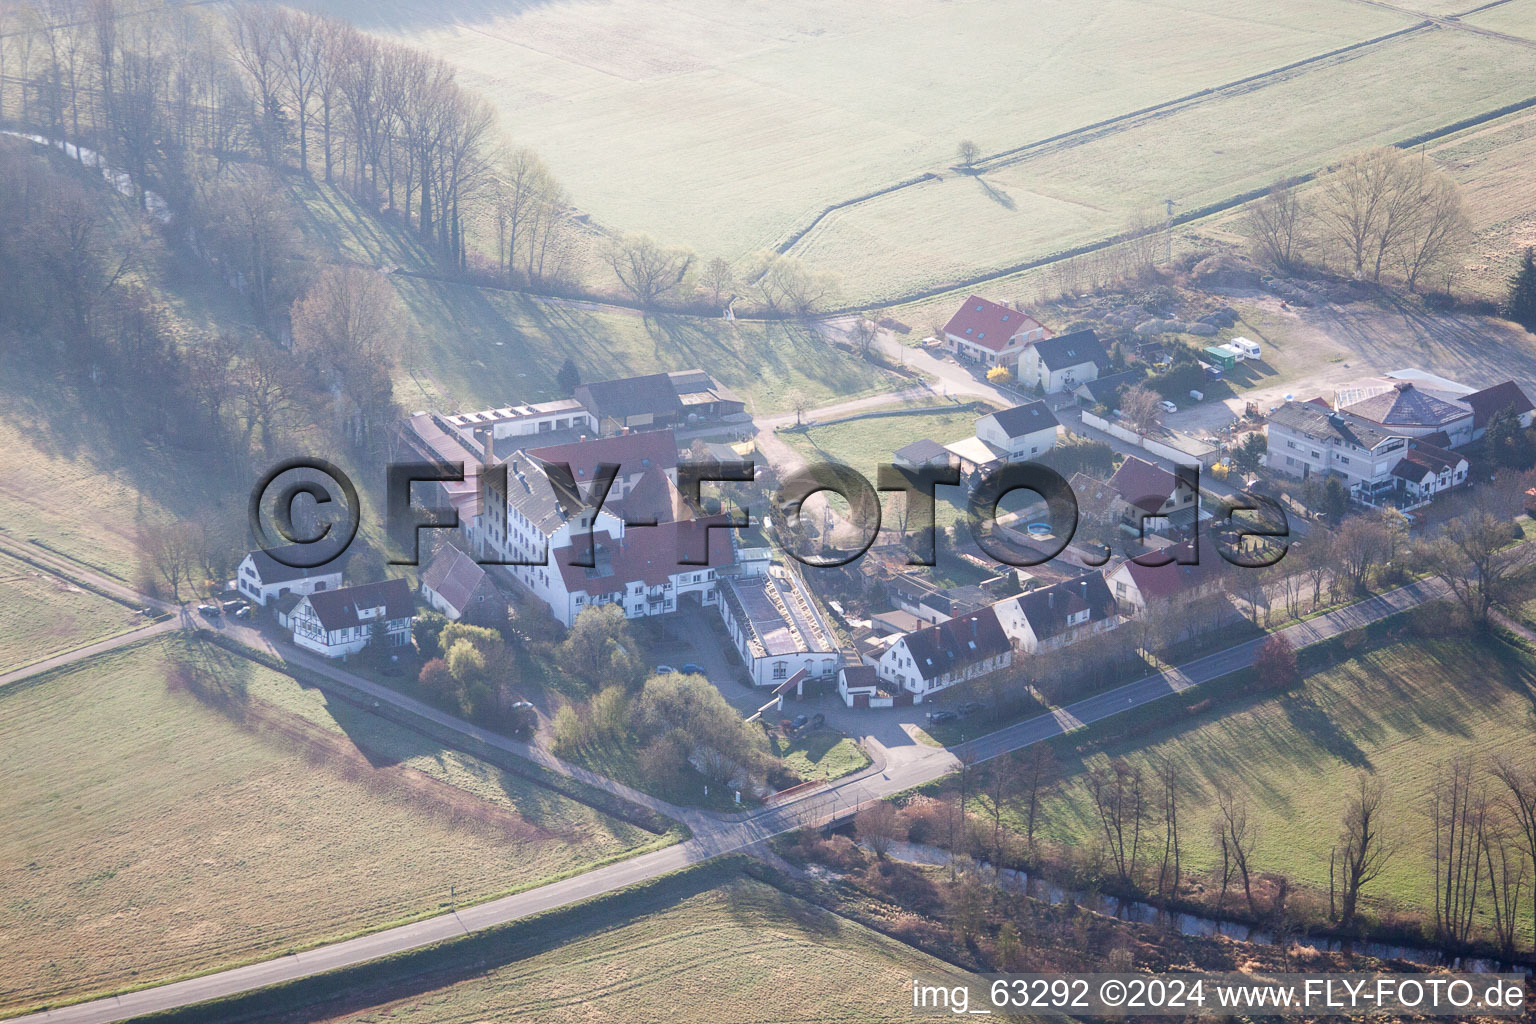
(1005, 638), (1536, 932)
(777, 401), (983, 470)
(314, 877), (952, 1024)
(383, 274), (902, 416)
(0, 637), (657, 1015)
(798, 29), (1536, 300)
(0, 550), (140, 673)
(305, 0), (1412, 269)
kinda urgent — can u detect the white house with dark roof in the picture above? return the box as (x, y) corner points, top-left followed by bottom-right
(289, 578), (415, 659)
(975, 401), (1060, 460)
(236, 546), (344, 607)
(993, 573), (1119, 653)
(1018, 329), (1107, 393)
(871, 606), (1012, 702)
(942, 295), (1048, 368)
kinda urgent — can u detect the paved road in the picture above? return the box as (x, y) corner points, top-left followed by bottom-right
(3, 576), (1448, 1024)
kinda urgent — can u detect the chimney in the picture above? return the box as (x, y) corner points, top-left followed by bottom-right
(484, 429), (495, 464)
(1048, 591), (1054, 609)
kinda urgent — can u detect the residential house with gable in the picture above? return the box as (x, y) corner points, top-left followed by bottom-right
(235, 546), (344, 607)
(419, 545), (506, 626)
(289, 578), (415, 659)
(993, 573), (1119, 654)
(1018, 329), (1107, 393)
(941, 295), (1049, 368)
(871, 606), (1012, 702)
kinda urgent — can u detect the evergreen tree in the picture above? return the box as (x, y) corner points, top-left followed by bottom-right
(1507, 247), (1536, 334)
(556, 357), (581, 396)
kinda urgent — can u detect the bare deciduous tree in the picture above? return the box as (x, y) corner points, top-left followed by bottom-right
(1245, 178), (1307, 271)
(700, 256), (736, 311)
(1334, 774), (1395, 929)
(137, 520), (205, 601)
(1119, 382), (1163, 437)
(606, 233), (694, 305)
(1218, 790), (1258, 915)
(1088, 759), (1147, 887)
(855, 801), (906, 859)
(1413, 509), (1536, 629)
(1428, 755), (1486, 945)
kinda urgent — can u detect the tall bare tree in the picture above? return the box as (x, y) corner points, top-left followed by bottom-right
(1119, 382), (1163, 437)
(1334, 774), (1395, 929)
(1428, 755), (1486, 945)
(1245, 178), (1307, 272)
(1413, 509), (1536, 629)
(1491, 756), (1536, 951)
(1218, 790), (1258, 915)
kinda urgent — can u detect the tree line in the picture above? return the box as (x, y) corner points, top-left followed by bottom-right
(0, 0), (843, 314)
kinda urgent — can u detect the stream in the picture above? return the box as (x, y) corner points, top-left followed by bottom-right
(3, 131), (172, 223)
(878, 840), (1529, 975)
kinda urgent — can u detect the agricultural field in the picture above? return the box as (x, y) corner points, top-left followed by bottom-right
(1012, 638), (1536, 933)
(797, 28), (1536, 300)
(1464, 0), (1536, 39)
(0, 637), (658, 1015)
(0, 550), (141, 673)
(312, 877), (953, 1024)
(288, 0), (1536, 306)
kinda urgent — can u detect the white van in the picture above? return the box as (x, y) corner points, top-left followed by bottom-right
(1229, 337), (1261, 360)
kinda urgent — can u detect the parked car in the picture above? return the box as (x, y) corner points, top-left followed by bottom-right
(221, 599), (243, 612)
(681, 663), (706, 676)
(926, 709), (957, 724)
(234, 605), (253, 619)
(1158, 399), (1178, 413)
(654, 664), (677, 675)
(810, 712), (826, 729)
(1202, 362), (1223, 379)
(196, 603), (220, 617)
(791, 714), (809, 730)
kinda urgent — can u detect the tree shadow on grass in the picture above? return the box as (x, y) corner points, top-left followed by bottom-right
(972, 174), (1017, 211)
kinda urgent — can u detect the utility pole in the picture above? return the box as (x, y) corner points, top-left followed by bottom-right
(1163, 198), (1177, 265)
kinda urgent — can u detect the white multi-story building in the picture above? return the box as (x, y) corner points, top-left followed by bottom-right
(1263, 400), (1471, 505)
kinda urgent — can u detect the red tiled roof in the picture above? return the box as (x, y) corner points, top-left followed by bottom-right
(1107, 456), (1182, 514)
(554, 515), (735, 596)
(942, 295), (1044, 353)
(1119, 535), (1226, 602)
(1465, 381), (1535, 430)
(527, 430), (679, 487)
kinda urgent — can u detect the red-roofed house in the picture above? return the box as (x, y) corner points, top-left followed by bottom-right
(1465, 381), (1535, 439)
(526, 429), (679, 504)
(942, 295), (1049, 368)
(1107, 535), (1228, 617)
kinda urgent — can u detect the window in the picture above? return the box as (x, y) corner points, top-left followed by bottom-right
(773, 662), (788, 680)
